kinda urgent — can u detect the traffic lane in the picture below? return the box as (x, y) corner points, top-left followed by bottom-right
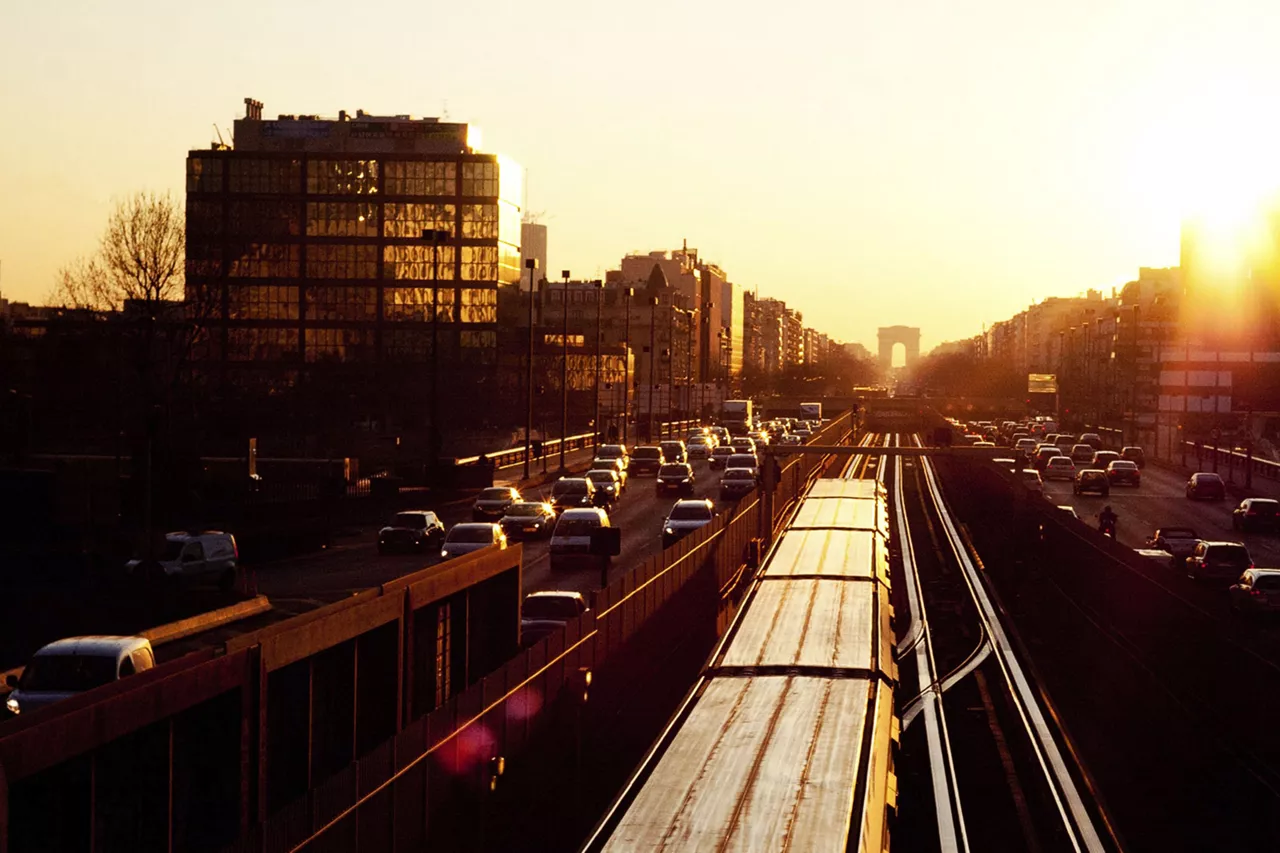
(521, 459), (729, 598)
(1042, 463), (1280, 568)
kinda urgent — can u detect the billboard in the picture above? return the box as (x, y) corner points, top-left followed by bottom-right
(1028, 373), (1059, 394)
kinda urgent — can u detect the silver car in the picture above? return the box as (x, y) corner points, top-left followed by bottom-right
(440, 523), (506, 561)
(6, 636), (155, 716)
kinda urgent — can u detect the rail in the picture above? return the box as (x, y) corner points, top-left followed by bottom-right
(455, 419), (703, 469)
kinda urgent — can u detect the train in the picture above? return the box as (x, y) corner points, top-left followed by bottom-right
(583, 474), (898, 852)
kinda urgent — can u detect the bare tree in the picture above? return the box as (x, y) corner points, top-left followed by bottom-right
(51, 191), (186, 310)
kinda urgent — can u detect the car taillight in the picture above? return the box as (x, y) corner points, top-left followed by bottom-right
(1248, 510), (1258, 516)
(1251, 588), (1265, 597)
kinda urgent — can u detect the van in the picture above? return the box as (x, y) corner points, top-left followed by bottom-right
(125, 531), (239, 591)
(550, 508), (612, 572)
(5, 636), (155, 716)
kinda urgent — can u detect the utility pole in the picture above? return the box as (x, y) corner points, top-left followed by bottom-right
(647, 295), (658, 443)
(523, 258), (538, 479)
(622, 287), (633, 447)
(559, 270), (570, 474)
(593, 280), (603, 453)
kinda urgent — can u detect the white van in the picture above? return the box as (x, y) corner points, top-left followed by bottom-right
(126, 531), (239, 590)
(5, 636), (155, 716)
(550, 508), (611, 572)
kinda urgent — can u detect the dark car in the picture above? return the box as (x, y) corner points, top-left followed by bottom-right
(1079, 432), (1103, 450)
(659, 440), (688, 465)
(521, 591), (589, 647)
(1186, 472), (1226, 500)
(1091, 450), (1121, 470)
(656, 463), (695, 496)
(1105, 460), (1141, 486)
(1233, 498), (1280, 533)
(1121, 446), (1146, 468)
(719, 467), (757, 501)
(1186, 541), (1252, 582)
(1033, 446), (1060, 471)
(629, 446), (665, 476)
(1145, 526), (1200, 563)
(377, 511), (444, 555)
(472, 486), (521, 521)
(585, 468), (622, 504)
(709, 446), (734, 470)
(499, 501), (558, 540)
(550, 477), (601, 512)
(1073, 469), (1110, 496)
(662, 499), (715, 547)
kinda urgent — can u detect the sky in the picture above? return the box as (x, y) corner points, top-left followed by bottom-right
(3, 0), (1280, 353)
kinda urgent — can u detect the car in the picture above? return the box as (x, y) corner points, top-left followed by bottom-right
(720, 467), (758, 500)
(1186, 472), (1226, 500)
(629, 446), (665, 476)
(1057, 505), (1079, 519)
(662, 499), (715, 546)
(730, 437), (758, 457)
(5, 636), (155, 716)
(1044, 456), (1076, 481)
(1229, 569), (1280, 615)
(499, 501), (558, 540)
(1233, 498), (1280, 533)
(779, 433), (803, 446)
(709, 426), (731, 446)
(440, 523), (506, 560)
(585, 468), (622, 504)
(687, 435), (716, 460)
(1018, 469), (1044, 495)
(1079, 433), (1103, 450)
(660, 440), (689, 465)
(1054, 435), (1077, 452)
(709, 446), (734, 470)
(1105, 460), (1141, 487)
(591, 455), (629, 490)
(472, 486), (521, 521)
(551, 477), (603, 512)
(595, 443), (630, 471)
(1032, 446), (1061, 471)
(1185, 540), (1253, 582)
(992, 457), (1018, 472)
(686, 428), (713, 445)
(656, 463), (696, 495)
(1073, 469), (1110, 496)
(1091, 450), (1121, 470)
(1120, 446), (1146, 468)
(1069, 444), (1096, 465)
(1015, 438), (1039, 455)
(377, 511), (445, 554)
(793, 428), (813, 439)
(520, 591), (589, 646)
(549, 508), (611, 572)
(1145, 527), (1201, 562)
(125, 530), (240, 590)
(726, 453), (760, 481)
(1134, 548), (1174, 565)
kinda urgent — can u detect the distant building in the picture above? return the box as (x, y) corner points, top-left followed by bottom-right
(520, 222), (548, 291)
(184, 99), (522, 448)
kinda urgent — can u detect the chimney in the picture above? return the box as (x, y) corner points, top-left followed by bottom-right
(339, 110), (348, 121)
(243, 98), (263, 120)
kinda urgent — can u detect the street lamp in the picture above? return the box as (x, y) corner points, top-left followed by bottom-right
(685, 308), (695, 422)
(622, 286), (634, 447)
(559, 270), (570, 474)
(647, 295), (659, 443)
(421, 228), (450, 471)
(523, 257), (539, 480)
(592, 280), (603, 452)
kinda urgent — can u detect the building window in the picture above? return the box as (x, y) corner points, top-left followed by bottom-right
(187, 157), (224, 193)
(186, 240), (223, 279)
(306, 202), (378, 238)
(383, 245), (456, 281)
(460, 246), (498, 282)
(227, 328), (299, 361)
(187, 199), (223, 236)
(229, 159), (301, 194)
(307, 286), (376, 321)
(305, 328), (375, 363)
(306, 244), (377, 280)
(228, 285), (300, 320)
(460, 330), (496, 364)
(306, 160), (379, 195)
(460, 288), (497, 323)
(384, 329), (433, 361)
(461, 161), (498, 197)
(229, 243), (299, 278)
(230, 200), (299, 237)
(383, 203), (456, 238)
(385, 287), (454, 322)
(460, 204), (498, 239)
(384, 161), (456, 196)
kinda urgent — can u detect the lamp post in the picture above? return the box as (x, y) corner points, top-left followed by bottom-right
(559, 270), (570, 474)
(685, 309), (695, 423)
(592, 280), (604, 452)
(421, 228), (450, 471)
(622, 286), (634, 447)
(523, 257), (538, 479)
(647, 295), (658, 442)
(667, 304), (678, 432)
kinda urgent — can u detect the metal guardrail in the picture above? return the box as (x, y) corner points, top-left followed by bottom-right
(456, 420), (703, 470)
(1087, 424), (1280, 488)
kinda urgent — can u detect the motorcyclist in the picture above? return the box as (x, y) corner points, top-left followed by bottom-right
(1098, 505), (1118, 534)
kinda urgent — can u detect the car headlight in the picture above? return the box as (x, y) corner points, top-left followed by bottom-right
(665, 527), (676, 535)
(681, 478), (690, 483)
(441, 550), (449, 558)
(6, 697), (18, 714)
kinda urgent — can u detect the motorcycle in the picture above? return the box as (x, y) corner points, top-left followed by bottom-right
(1099, 516), (1117, 539)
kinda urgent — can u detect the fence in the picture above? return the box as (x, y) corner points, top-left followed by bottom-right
(455, 419), (703, 470)
(1087, 423), (1280, 489)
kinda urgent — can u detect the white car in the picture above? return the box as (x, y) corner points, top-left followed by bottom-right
(1018, 469), (1044, 495)
(687, 436), (716, 459)
(440, 523), (506, 561)
(1044, 456), (1077, 481)
(125, 530), (239, 590)
(5, 636), (155, 716)
(550, 508), (611, 572)
(521, 591), (589, 647)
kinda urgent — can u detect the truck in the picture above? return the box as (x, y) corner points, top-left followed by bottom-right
(721, 399), (753, 436)
(799, 402), (823, 421)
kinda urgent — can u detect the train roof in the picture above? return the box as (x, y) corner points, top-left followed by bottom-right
(807, 478), (886, 500)
(765, 528), (890, 585)
(790, 496), (888, 534)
